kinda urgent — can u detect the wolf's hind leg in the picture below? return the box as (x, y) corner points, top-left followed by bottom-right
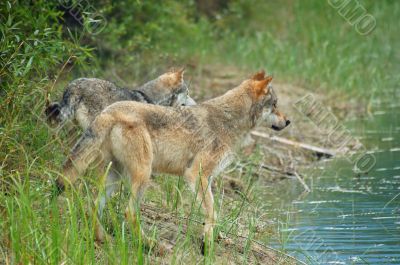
(124, 166), (152, 228)
(123, 165), (156, 252)
(97, 166), (121, 218)
(95, 166), (121, 242)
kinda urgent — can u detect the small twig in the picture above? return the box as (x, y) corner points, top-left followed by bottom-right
(294, 172), (311, 193)
(46, 55), (76, 106)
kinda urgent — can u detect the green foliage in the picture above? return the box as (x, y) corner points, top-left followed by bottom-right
(101, 1), (195, 49)
(0, 0), (90, 94)
(89, 0), (204, 64)
(0, 0), (91, 172)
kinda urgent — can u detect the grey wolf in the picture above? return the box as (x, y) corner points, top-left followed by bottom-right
(55, 71), (290, 249)
(45, 68), (196, 130)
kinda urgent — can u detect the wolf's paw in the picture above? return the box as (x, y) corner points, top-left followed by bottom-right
(199, 235), (214, 256)
(200, 239), (206, 256)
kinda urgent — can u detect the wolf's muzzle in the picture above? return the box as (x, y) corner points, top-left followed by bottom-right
(184, 96), (197, 106)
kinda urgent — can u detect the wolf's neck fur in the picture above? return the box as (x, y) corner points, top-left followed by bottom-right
(137, 79), (161, 101)
(137, 79), (176, 106)
(202, 84), (263, 144)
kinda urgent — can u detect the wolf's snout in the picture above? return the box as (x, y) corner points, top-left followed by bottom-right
(270, 117), (290, 131)
(185, 96), (197, 106)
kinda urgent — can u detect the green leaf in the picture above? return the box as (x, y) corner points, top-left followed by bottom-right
(24, 57), (34, 75)
(7, 15), (12, 26)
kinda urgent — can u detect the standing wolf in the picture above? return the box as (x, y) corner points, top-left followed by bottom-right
(55, 70), (290, 248)
(45, 68), (196, 130)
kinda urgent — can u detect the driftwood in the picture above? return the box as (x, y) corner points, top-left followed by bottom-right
(260, 164), (297, 177)
(251, 131), (336, 158)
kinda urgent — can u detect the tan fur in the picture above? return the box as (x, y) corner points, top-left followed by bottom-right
(251, 70), (266, 81)
(138, 70), (188, 106)
(57, 71), (290, 246)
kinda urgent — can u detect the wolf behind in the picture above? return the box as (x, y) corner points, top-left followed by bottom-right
(56, 70), (290, 247)
(45, 68), (196, 130)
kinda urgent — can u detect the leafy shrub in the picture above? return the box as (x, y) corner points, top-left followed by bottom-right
(0, 0), (91, 174)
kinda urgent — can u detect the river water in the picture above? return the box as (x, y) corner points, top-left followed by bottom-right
(266, 89), (400, 264)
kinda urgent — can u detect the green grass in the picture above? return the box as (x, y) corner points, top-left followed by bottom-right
(246, 0), (399, 95)
(0, 150), (296, 264)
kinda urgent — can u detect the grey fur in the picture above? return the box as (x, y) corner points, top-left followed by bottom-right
(46, 74), (196, 130)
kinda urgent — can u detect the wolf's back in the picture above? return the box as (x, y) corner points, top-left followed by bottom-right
(45, 78), (153, 127)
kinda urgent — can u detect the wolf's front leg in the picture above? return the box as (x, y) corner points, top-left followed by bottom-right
(198, 175), (216, 253)
(186, 169), (216, 254)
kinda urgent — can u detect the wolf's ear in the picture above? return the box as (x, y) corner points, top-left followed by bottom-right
(252, 70), (265, 81)
(253, 76), (273, 98)
(173, 67), (185, 84)
(176, 67), (185, 75)
(163, 67), (185, 87)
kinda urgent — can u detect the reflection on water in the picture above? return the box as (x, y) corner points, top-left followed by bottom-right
(266, 90), (400, 264)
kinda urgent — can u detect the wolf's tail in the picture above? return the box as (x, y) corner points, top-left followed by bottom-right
(55, 113), (114, 195)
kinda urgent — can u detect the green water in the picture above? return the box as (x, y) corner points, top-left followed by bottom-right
(266, 89), (400, 264)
